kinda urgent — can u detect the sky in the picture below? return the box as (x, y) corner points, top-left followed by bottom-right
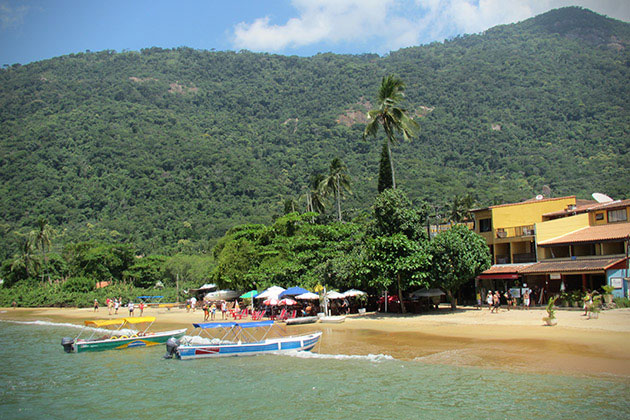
(1, 0), (629, 66)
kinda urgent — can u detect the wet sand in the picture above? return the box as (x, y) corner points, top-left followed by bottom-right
(2, 305), (630, 378)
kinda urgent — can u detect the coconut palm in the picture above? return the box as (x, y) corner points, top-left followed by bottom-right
(364, 75), (419, 189)
(319, 158), (352, 222)
(32, 216), (53, 283)
(11, 235), (38, 281)
(306, 173), (326, 215)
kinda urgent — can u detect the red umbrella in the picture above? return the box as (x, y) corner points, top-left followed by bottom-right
(263, 297), (279, 306)
(278, 298), (297, 306)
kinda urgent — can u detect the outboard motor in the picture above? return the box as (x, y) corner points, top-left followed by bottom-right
(61, 337), (75, 353)
(164, 337), (179, 359)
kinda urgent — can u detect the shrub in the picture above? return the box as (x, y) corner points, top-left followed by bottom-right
(62, 277), (94, 293)
(613, 297), (630, 308)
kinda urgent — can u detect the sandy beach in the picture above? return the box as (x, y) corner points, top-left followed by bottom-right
(2, 305), (629, 378)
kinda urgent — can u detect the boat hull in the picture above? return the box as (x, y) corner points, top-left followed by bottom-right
(286, 316), (318, 325)
(75, 329), (187, 353)
(176, 332), (322, 360)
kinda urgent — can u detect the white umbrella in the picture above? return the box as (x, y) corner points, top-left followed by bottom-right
(255, 286), (286, 299)
(326, 291), (345, 299)
(410, 288), (445, 298)
(295, 292), (320, 300)
(343, 289), (367, 297)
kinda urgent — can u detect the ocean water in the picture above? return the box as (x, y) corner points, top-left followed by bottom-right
(1, 320), (629, 420)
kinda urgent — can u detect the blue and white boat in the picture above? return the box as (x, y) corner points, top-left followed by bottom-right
(165, 320), (322, 360)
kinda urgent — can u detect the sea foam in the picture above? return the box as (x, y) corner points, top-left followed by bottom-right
(283, 351), (394, 362)
(0, 319), (136, 335)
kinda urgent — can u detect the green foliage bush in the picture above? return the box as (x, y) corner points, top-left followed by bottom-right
(613, 297), (630, 308)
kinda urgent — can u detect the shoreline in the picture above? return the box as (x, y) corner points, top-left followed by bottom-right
(2, 306), (630, 378)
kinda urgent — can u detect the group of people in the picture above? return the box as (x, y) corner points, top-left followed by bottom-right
(92, 298), (144, 317)
(484, 289), (527, 313)
(200, 299), (240, 321)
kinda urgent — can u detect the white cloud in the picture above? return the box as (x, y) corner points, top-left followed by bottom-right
(232, 0), (630, 53)
(0, 2), (29, 29)
(233, 0), (395, 51)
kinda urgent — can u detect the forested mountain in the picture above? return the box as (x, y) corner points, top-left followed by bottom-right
(1, 7), (628, 256)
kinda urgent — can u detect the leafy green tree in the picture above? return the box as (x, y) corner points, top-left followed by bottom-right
(365, 189), (428, 312)
(427, 224), (491, 309)
(377, 141), (393, 192)
(364, 75), (419, 189)
(123, 255), (168, 288)
(319, 158), (352, 222)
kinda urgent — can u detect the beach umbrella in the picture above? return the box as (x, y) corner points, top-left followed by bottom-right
(255, 286), (285, 299)
(263, 297), (279, 306)
(278, 298), (297, 306)
(295, 292), (319, 300)
(240, 290), (258, 299)
(278, 286), (310, 298)
(326, 291), (345, 300)
(343, 289), (367, 297)
(410, 288), (445, 298)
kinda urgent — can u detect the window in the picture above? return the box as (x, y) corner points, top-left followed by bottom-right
(479, 218), (492, 232)
(595, 213), (604, 221)
(607, 209), (627, 223)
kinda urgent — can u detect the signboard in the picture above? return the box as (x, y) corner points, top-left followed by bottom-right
(610, 277), (623, 289)
(509, 288), (521, 298)
(550, 273), (562, 280)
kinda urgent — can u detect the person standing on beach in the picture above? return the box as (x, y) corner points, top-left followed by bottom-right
(523, 289), (530, 310)
(190, 296), (197, 312)
(114, 298), (120, 314)
(107, 298), (113, 315)
(210, 302), (216, 320)
(221, 300), (227, 319)
(93, 299), (99, 312)
(128, 301), (134, 317)
(493, 291), (501, 313)
(203, 302), (209, 321)
(139, 302), (144, 316)
(487, 291), (494, 310)
(476, 291), (482, 309)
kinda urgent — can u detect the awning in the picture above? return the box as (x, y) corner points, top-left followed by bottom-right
(477, 273), (519, 280)
(519, 257), (626, 275)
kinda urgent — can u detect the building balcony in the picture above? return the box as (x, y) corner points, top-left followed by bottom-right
(495, 225), (535, 239)
(495, 253), (537, 264)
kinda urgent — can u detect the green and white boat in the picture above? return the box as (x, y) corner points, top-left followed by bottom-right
(61, 316), (186, 353)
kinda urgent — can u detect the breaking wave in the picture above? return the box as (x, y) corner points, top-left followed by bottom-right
(283, 351), (394, 362)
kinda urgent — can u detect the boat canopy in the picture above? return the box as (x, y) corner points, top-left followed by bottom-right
(83, 316), (155, 328)
(84, 319), (124, 327)
(193, 320), (274, 329)
(123, 316), (156, 324)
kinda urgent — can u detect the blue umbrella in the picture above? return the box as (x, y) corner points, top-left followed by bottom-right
(278, 287), (310, 298)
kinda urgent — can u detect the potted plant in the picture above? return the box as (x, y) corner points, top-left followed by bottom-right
(542, 296), (558, 326)
(602, 285), (615, 306)
(588, 295), (602, 319)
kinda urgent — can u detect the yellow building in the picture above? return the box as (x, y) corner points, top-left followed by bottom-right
(475, 196), (630, 301)
(471, 196), (577, 265)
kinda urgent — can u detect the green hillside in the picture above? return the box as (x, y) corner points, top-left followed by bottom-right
(1, 7), (628, 256)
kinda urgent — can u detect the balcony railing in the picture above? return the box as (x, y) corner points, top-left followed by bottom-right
(495, 225), (535, 239)
(495, 253), (537, 264)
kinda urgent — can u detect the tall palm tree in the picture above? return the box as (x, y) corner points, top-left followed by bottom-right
(364, 75), (419, 189)
(11, 235), (38, 281)
(306, 173), (326, 215)
(449, 193), (475, 223)
(32, 217), (53, 283)
(319, 158), (352, 222)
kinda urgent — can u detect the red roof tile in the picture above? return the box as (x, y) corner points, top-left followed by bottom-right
(539, 222), (630, 246)
(519, 257), (626, 274)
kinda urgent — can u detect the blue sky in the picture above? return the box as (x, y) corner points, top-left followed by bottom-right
(1, 0), (628, 65)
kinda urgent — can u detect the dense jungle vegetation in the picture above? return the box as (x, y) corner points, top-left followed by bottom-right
(0, 8), (628, 301)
